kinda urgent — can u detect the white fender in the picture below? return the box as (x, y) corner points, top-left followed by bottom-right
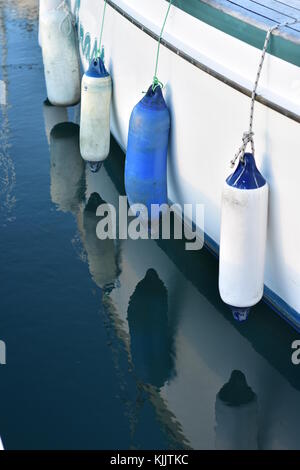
(41, 4), (80, 106)
(38, 0), (62, 47)
(219, 153), (269, 320)
(80, 58), (112, 164)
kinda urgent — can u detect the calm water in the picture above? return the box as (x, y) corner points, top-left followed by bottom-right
(1, 2), (300, 450)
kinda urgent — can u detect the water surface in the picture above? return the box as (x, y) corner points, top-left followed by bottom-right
(0, 1), (300, 450)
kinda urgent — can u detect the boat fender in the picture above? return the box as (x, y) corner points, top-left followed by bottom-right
(38, 0), (62, 47)
(41, 2), (81, 106)
(80, 57), (112, 170)
(125, 85), (170, 220)
(219, 153), (269, 321)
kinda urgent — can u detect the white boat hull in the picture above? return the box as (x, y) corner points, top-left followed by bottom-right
(70, 0), (300, 328)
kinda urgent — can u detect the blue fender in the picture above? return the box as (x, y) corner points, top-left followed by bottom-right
(125, 85), (170, 215)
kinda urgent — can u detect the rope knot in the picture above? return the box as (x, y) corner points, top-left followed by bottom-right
(152, 76), (164, 92)
(231, 131), (255, 168)
(242, 131), (254, 145)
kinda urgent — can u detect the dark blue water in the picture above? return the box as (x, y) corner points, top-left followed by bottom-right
(0, 1), (300, 450)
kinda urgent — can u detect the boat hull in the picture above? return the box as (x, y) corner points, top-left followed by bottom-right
(72, 0), (300, 329)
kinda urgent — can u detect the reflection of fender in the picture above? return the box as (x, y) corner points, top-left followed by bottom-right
(50, 123), (85, 213)
(215, 371), (258, 450)
(0, 435), (3, 450)
(83, 193), (118, 292)
(127, 269), (175, 389)
(43, 99), (68, 144)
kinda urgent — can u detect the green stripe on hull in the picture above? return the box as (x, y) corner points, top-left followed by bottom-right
(167, 0), (300, 67)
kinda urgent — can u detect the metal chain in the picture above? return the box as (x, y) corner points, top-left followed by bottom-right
(231, 17), (300, 167)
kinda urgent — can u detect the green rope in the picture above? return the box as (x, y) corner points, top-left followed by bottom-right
(152, 0), (173, 91)
(96, 0), (107, 59)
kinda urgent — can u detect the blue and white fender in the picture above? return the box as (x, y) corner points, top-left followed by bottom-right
(80, 57), (112, 171)
(219, 153), (269, 321)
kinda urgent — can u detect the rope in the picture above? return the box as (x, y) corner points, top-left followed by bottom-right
(231, 17), (300, 167)
(56, 0), (68, 11)
(96, 0), (108, 59)
(152, 0), (173, 91)
(57, 0), (73, 36)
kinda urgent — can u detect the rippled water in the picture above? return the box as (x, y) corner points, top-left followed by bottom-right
(0, 2), (300, 450)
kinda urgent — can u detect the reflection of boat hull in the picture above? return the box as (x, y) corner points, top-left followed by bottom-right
(106, 236), (300, 450)
(74, 143), (300, 450)
(215, 396), (258, 450)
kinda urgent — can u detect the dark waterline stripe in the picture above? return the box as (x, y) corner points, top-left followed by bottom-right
(202, 231), (300, 333)
(105, 0), (300, 124)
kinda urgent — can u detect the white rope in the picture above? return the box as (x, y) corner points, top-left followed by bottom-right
(231, 17), (300, 168)
(56, 0), (74, 36)
(56, 0), (70, 15)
